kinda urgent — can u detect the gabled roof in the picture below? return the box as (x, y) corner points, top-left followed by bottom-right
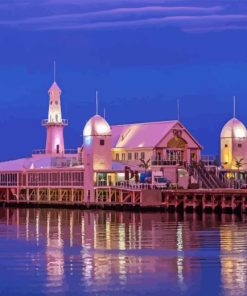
(111, 120), (202, 149)
(111, 120), (178, 149)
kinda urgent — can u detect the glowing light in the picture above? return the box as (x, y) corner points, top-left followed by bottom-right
(95, 122), (110, 134)
(235, 128), (245, 138)
(83, 115), (111, 136)
(84, 136), (92, 146)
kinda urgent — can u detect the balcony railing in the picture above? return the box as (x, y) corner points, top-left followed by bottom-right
(42, 119), (68, 126)
(32, 149), (78, 155)
(114, 181), (167, 190)
(201, 155), (217, 166)
(151, 157), (186, 166)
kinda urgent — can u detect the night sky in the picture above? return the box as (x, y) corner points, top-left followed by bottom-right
(0, 0), (247, 161)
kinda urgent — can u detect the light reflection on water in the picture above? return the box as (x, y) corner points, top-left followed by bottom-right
(0, 208), (247, 295)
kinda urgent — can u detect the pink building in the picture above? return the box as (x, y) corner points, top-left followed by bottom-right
(0, 80), (207, 205)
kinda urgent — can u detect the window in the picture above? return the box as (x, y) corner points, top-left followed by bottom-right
(128, 153), (132, 160)
(238, 143), (242, 148)
(100, 139), (105, 146)
(225, 144), (228, 148)
(116, 153), (119, 161)
(134, 152), (138, 160)
(122, 153), (126, 160)
(140, 152), (145, 160)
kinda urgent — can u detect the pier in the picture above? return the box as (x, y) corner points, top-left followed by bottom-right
(1, 186), (247, 213)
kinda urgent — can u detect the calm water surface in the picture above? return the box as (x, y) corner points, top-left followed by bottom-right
(0, 208), (247, 295)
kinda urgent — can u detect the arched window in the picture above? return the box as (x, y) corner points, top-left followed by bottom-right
(167, 136), (187, 149)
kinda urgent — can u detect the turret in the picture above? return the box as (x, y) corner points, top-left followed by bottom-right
(220, 97), (247, 169)
(83, 114), (112, 202)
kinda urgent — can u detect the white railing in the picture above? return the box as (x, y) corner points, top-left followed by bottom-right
(41, 119), (68, 126)
(201, 155), (217, 166)
(151, 157), (185, 166)
(114, 181), (167, 190)
(32, 148), (78, 155)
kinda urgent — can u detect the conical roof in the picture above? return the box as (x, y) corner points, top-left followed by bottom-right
(48, 81), (61, 94)
(221, 118), (246, 138)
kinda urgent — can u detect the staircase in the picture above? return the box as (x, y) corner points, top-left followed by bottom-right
(188, 162), (227, 189)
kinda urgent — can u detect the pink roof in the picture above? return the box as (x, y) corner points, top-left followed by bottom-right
(48, 81), (61, 94)
(0, 156), (82, 171)
(111, 120), (179, 149)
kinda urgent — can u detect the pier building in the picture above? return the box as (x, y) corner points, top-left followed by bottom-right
(1, 78), (244, 212)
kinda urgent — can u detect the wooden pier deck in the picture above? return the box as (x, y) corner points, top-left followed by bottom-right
(1, 186), (247, 213)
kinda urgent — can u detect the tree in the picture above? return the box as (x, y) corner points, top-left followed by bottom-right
(139, 158), (150, 172)
(234, 158), (244, 181)
(234, 158), (244, 171)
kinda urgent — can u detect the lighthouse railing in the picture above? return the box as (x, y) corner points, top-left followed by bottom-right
(41, 119), (68, 126)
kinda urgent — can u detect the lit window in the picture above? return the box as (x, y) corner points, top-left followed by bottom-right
(128, 153), (132, 160)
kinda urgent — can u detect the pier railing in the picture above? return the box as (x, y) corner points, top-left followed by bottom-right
(95, 181), (164, 190)
(115, 182), (167, 190)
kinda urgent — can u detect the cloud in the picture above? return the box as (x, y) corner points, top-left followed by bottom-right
(0, 0), (247, 33)
(37, 14), (247, 32)
(0, 5), (223, 27)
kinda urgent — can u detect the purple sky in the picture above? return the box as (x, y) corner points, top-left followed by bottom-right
(0, 0), (247, 160)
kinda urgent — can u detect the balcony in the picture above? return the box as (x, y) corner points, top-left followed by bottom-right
(32, 148), (78, 155)
(42, 119), (68, 126)
(151, 157), (186, 166)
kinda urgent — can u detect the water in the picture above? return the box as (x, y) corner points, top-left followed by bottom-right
(0, 208), (247, 296)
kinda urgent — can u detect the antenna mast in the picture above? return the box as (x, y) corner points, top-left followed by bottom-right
(177, 99), (180, 121)
(96, 90), (99, 115)
(233, 95), (236, 118)
(53, 60), (56, 82)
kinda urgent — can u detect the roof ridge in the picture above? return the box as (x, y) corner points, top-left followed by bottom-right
(111, 120), (178, 127)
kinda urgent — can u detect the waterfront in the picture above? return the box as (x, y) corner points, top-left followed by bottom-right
(1, 208), (247, 295)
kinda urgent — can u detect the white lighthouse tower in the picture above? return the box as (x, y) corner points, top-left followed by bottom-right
(42, 79), (68, 155)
